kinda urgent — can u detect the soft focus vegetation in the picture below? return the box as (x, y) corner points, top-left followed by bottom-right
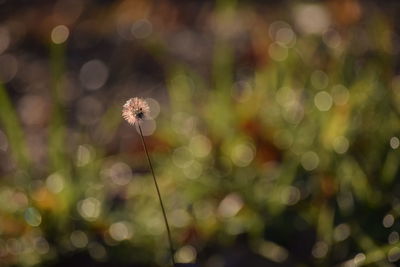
(0, 0), (400, 266)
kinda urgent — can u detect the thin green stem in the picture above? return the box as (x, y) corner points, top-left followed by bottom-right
(137, 123), (176, 266)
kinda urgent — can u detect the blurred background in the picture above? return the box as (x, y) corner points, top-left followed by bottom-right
(0, 0), (400, 266)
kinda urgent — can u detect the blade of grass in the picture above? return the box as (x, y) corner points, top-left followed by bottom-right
(0, 83), (29, 169)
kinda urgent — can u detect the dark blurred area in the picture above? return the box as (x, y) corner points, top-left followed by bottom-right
(0, 0), (400, 266)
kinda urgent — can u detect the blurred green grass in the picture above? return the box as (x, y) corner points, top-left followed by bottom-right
(0, 0), (400, 266)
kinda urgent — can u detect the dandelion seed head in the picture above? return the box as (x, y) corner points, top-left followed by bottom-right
(122, 97), (150, 125)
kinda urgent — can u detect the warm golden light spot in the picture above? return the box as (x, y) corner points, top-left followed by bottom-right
(51, 25), (69, 44)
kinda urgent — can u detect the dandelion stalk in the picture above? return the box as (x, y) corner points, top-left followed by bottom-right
(138, 123), (176, 266)
(122, 97), (176, 266)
